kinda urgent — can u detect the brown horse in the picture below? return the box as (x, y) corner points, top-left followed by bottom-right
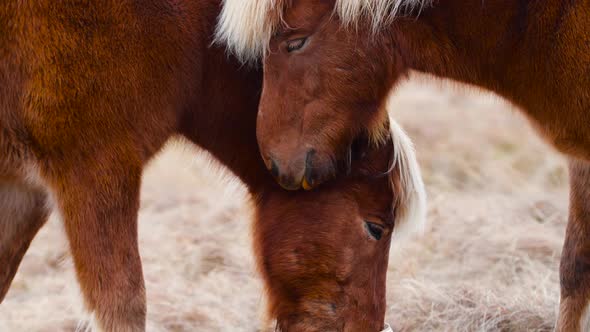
(0, 1), (426, 331)
(217, 0), (590, 330)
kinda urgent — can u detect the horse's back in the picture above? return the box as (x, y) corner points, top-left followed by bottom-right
(493, 0), (590, 159)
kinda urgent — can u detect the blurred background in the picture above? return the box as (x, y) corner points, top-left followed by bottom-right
(0, 76), (567, 331)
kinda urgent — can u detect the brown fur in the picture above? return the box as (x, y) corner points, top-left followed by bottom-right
(0, 1), (402, 331)
(253, 0), (590, 330)
(255, 135), (400, 332)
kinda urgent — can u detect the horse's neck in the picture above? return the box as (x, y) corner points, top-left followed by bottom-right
(180, 44), (274, 196)
(390, 0), (567, 103)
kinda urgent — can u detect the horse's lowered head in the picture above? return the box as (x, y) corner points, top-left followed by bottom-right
(216, 0), (428, 190)
(255, 116), (426, 331)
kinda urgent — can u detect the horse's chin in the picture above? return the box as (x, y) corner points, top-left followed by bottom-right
(275, 320), (341, 332)
(275, 316), (391, 332)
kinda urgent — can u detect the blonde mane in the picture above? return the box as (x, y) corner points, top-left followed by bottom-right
(387, 116), (426, 241)
(215, 0), (431, 62)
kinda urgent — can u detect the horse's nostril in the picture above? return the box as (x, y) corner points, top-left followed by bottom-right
(269, 158), (280, 178)
(267, 149), (331, 191)
(305, 149), (316, 164)
(303, 149), (317, 190)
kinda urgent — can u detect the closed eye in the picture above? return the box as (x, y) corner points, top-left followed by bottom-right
(365, 222), (384, 241)
(286, 37), (308, 53)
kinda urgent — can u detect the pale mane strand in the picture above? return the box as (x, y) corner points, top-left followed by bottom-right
(215, 0), (432, 62)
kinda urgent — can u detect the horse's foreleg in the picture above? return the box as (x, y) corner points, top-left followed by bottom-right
(48, 160), (145, 332)
(0, 182), (49, 301)
(558, 158), (590, 332)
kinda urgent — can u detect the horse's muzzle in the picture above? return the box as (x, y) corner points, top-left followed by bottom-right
(267, 148), (336, 191)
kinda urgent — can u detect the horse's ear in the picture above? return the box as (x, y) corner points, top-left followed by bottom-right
(388, 118), (427, 241)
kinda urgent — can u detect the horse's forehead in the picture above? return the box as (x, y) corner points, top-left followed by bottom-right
(216, 0), (432, 48)
(215, 0), (336, 62)
(282, 0), (334, 26)
(215, 0), (283, 61)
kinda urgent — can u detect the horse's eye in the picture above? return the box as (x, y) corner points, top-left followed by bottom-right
(286, 37), (308, 53)
(365, 222), (384, 241)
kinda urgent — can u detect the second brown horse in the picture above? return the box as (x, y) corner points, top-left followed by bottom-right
(217, 0), (590, 330)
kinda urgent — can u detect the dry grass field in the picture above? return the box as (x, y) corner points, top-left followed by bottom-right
(0, 76), (569, 331)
